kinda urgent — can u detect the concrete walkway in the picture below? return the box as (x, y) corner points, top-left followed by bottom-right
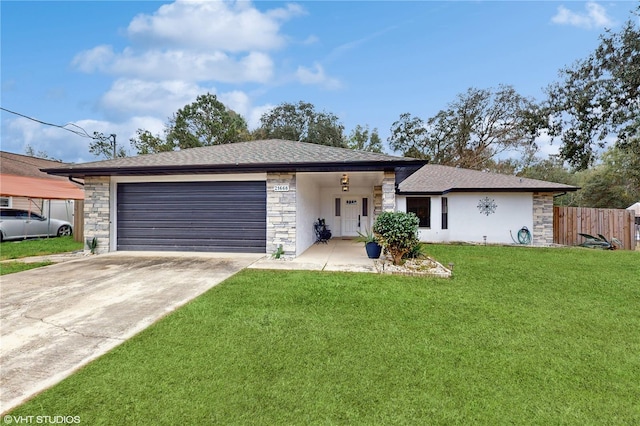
(250, 237), (376, 272)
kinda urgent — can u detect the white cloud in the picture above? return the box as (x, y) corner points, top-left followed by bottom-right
(100, 79), (215, 119)
(75, 48), (274, 84)
(551, 2), (614, 29)
(127, 0), (304, 51)
(295, 63), (341, 90)
(71, 45), (115, 73)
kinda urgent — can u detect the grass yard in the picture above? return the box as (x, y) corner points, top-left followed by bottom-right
(0, 261), (53, 276)
(0, 237), (82, 274)
(8, 245), (640, 424)
(0, 236), (82, 261)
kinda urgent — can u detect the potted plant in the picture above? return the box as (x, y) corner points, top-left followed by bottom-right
(355, 229), (382, 259)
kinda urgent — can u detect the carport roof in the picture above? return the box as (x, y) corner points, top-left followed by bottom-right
(398, 164), (580, 194)
(44, 139), (426, 178)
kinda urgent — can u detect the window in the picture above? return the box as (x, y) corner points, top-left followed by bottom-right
(441, 197), (448, 230)
(362, 198), (368, 217)
(335, 198), (341, 216)
(0, 197), (10, 207)
(407, 197), (431, 228)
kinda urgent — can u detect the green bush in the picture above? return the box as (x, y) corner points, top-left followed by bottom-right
(373, 211), (419, 265)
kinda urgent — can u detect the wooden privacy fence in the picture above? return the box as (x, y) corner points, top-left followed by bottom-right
(554, 206), (636, 250)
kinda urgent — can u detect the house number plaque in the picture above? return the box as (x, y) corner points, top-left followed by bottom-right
(273, 185), (290, 192)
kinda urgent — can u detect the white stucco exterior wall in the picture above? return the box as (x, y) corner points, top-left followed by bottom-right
(296, 174), (321, 255)
(397, 192), (534, 245)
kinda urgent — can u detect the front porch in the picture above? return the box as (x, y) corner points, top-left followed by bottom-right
(267, 170), (397, 258)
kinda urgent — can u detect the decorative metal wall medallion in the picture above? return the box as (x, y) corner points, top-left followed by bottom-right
(477, 197), (497, 216)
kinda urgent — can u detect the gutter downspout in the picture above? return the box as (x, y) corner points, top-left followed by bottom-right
(69, 176), (84, 186)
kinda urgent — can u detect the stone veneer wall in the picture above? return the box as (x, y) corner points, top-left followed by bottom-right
(532, 192), (554, 245)
(382, 171), (396, 212)
(266, 172), (296, 257)
(84, 176), (111, 254)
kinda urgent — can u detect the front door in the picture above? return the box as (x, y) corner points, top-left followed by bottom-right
(342, 198), (360, 237)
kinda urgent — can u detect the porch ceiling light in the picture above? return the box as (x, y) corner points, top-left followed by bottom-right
(340, 174), (349, 185)
(342, 185), (349, 192)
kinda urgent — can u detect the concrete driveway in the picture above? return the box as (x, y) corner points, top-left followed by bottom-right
(0, 252), (262, 413)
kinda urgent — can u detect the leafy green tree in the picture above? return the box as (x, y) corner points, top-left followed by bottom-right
(129, 129), (174, 155)
(166, 93), (249, 149)
(129, 93), (249, 155)
(545, 6), (640, 170)
(389, 85), (544, 170)
(518, 155), (581, 206)
(577, 141), (640, 208)
(347, 124), (383, 153)
(254, 101), (345, 147)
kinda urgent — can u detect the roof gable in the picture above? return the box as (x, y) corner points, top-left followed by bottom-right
(398, 164), (579, 194)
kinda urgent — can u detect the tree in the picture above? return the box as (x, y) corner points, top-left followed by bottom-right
(254, 101), (345, 147)
(545, 6), (640, 170)
(518, 155), (580, 206)
(129, 129), (174, 155)
(24, 145), (61, 162)
(577, 141), (640, 208)
(388, 85), (544, 170)
(346, 124), (383, 153)
(89, 133), (127, 159)
(166, 93), (249, 149)
(129, 93), (250, 155)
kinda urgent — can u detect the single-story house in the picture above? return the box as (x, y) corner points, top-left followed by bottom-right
(44, 139), (577, 256)
(0, 151), (84, 222)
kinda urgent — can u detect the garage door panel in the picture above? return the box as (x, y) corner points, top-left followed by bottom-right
(117, 181), (266, 252)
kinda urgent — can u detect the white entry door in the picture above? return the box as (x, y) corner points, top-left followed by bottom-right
(342, 198), (360, 236)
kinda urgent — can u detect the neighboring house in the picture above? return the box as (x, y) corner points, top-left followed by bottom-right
(397, 164), (578, 246)
(43, 140), (576, 256)
(0, 151), (84, 223)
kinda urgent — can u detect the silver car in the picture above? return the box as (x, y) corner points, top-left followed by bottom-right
(0, 208), (73, 242)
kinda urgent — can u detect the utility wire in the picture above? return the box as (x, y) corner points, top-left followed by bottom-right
(0, 106), (94, 139)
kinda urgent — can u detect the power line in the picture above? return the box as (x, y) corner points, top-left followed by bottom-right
(0, 106), (93, 139)
(1, 106), (120, 159)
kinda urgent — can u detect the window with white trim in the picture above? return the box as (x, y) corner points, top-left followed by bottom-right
(0, 197), (11, 208)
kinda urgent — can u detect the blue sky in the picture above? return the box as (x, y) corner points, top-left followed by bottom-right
(1, 1), (636, 163)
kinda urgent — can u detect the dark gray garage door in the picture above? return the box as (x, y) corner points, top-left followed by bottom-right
(117, 181), (266, 252)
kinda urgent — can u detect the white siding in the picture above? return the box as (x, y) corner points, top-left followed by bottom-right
(397, 192), (533, 244)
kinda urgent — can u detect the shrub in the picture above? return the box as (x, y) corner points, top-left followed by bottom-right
(373, 211), (419, 265)
(404, 241), (427, 259)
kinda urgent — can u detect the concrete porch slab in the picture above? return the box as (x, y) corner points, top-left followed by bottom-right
(249, 238), (376, 273)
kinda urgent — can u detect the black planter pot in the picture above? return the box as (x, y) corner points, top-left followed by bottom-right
(365, 241), (382, 259)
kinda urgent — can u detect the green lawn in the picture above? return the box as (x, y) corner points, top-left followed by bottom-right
(0, 237), (83, 274)
(0, 236), (83, 260)
(0, 261), (53, 275)
(8, 245), (640, 424)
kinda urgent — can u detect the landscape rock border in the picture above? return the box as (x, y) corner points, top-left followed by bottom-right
(374, 256), (452, 278)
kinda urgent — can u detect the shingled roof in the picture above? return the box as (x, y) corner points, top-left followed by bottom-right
(398, 164), (579, 194)
(44, 139), (426, 177)
(1, 151), (68, 181)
